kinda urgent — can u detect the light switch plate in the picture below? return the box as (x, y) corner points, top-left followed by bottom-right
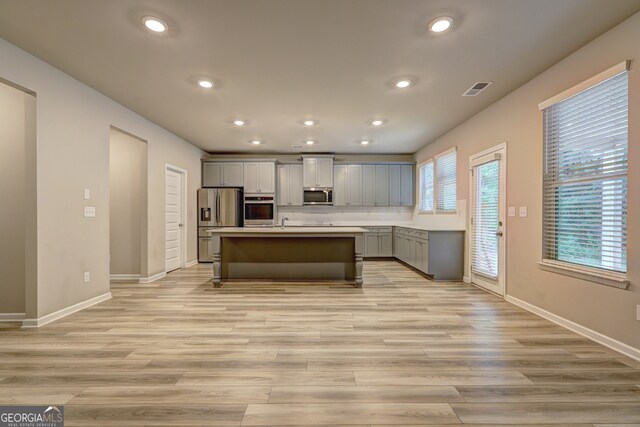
(508, 207), (516, 217)
(519, 207), (528, 218)
(84, 206), (96, 217)
(83, 271), (90, 283)
(83, 189), (91, 200)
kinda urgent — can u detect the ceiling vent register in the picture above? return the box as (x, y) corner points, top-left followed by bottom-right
(462, 82), (492, 96)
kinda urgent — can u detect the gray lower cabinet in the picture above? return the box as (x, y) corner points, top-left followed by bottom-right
(393, 227), (464, 280)
(364, 227), (393, 257)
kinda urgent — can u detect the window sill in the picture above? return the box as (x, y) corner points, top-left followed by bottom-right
(418, 210), (457, 215)
(537, 260), (629, 290)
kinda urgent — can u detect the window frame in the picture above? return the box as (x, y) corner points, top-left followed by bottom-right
(418, 147), (458, 215)
(538, 61), (630, 288)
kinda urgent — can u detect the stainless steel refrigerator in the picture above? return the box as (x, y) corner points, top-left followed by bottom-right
(198, 188), (243, 262)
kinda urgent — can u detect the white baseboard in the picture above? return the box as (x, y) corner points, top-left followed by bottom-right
(138, 271), (166, 283)
(21, 292), (112, 328)
(110, 274), (141, 281)
(0, 313), (25, 322)
(185, 259), (198, 268)
(505, 295), (640, 362)
(463, 276), (471, 283)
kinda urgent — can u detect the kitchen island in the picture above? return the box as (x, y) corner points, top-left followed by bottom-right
(206, 227), (367, 287)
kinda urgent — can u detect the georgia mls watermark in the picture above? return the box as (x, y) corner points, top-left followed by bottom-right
(0, 406), (63, 427)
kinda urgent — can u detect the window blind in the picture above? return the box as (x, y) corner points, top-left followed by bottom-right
(542, 70), (628, 273)
(472, 160), (500, 278)
(419, 161), (434, 212)
(436, 150), (457, 211)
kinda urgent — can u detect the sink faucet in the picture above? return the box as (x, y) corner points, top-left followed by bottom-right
(281, 217), (289, 228)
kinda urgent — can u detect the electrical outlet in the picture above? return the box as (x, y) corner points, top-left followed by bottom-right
(83, 188), (91, 200)
(519, 207), (528, 218)
(508, 207), (516, 217)
(84, 206), (96, 217)
(83, 271), (90, 283)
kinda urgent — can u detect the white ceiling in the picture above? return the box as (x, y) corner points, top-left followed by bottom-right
(1, 0), (639, 154)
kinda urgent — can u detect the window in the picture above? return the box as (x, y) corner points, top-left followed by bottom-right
(541, 64), (628, 275)
(419, 161), (434, 212)
(418, 148), (457, 213)
(436, 149), (457, 211)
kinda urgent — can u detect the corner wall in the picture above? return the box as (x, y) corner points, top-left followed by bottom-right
(0, 38), (205, 320)
(413, 12), (640, 349)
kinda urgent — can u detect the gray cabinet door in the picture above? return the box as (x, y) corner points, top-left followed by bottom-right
(303, 158), (317, 188)
(346, 165), (363, 206)
(316, 158), (334, 187)
(243, 162), (259, 193)
(333, 165), (347, 206)
(223, 162), (244, 187)
(400, 164), (414, 206)
(362, 165), (376, 206)
(259, 162), (275, 193)
(203, 162), (223, 187)
(375, 165), (390, 206)
(379, 233), (393, 257)
(389, 165), (401, 206)
(276, 165), (289, 206)
(365, 232), (379, 257)
(289, 164), (303, 206)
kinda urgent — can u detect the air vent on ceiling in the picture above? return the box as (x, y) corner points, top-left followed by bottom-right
(462, 81), (492, 96)
(291, 144), (304, 149)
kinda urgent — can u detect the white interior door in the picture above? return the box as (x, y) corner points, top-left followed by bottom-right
(470, 144), (506, 296)
(165, 167), (183, 273)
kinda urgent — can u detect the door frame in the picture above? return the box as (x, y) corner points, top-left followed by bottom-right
(165, 163), (188, 272)
(468, 142), (507, 297)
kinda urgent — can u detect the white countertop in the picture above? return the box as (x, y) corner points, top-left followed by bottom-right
(281, 221), (465, 232)
(206, 226), (368, 234)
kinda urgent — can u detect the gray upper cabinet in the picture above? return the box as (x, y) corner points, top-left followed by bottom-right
(203, 162), (244, 187)
(334, 164), (362, 206)
(277, 164), (303, 206)
(243, 162), (275, 193)
(389, 164), (414, 206)
(303, 156), (333, 188)
(363, 165), (390, 206)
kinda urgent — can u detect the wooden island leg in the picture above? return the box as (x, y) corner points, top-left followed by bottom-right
(354, 233), (364, 288)
(212, 235), (222, 288)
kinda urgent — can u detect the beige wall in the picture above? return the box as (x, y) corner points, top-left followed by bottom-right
(0, 38), (205, 319)
(0, 82), (31, 314)
(109, 129), (147, 276)
(414, 12), (640, 349)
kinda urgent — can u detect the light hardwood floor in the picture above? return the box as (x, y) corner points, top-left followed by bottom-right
(1, 261), (639, 426)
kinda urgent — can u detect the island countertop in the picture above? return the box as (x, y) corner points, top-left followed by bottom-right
(206, 227), (368, 234)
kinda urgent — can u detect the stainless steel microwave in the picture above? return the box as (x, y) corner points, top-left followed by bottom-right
(303, 188), (333, 205)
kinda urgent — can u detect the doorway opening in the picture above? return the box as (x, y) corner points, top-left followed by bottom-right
(109, 127), (148, 283)
(469, 143), (507, 297)
(0, 79), (36, 322)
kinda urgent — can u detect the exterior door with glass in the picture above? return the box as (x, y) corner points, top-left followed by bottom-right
(470, 144), (506, 296)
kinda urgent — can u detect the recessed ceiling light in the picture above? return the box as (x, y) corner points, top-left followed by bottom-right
(250, 139), (262, 145)
(142, 16), (167, 33)
(233, 120), (247, 126)
(429, 16), (453, 33)
(197, 79), (213, 89)
(303, 120), (317, 126)
(394, 79), (412, 89)
(305, 140), (316, 145)
(360, 140), (371, 145)
(371, 119), (385, 126)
